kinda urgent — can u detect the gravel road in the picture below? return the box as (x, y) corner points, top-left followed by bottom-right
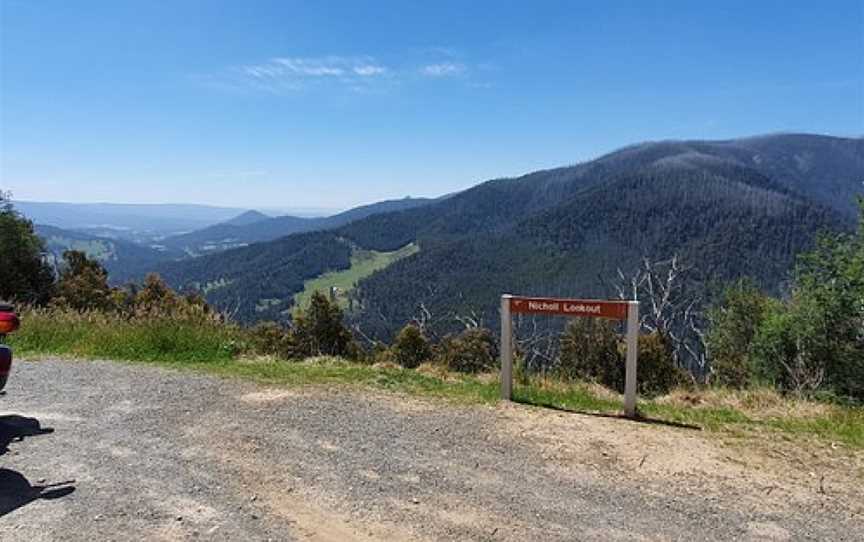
(0, 358), (860, 541)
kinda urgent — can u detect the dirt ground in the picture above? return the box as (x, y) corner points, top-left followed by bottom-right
(1, 358), (861, 541)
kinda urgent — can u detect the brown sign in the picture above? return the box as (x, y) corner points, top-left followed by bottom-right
(508, 296), (629, 320)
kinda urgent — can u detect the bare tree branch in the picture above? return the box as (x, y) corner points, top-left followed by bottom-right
(611, 254), (708, 377)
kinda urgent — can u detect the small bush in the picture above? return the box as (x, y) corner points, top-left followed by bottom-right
(134, 273), (182, 315)
(636, 332), (688, 397)
(52, 250), (116, 312)
(249, 321), (295, 358)
(706, 280), (769, 388)
(357, 342), (393, 365)
(557, 321), (683, 396)
(391, 324), (432, 368)
(437, 328), (498, 373)
(291, 291), (356, 358)
(558, 318), (623, 388)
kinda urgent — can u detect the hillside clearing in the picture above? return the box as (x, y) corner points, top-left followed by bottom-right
(292, 242), (419, 313)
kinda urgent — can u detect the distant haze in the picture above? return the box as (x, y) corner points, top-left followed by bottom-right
(12, 201), (250, 233)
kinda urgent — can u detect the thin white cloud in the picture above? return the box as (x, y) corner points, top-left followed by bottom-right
(272, 57), (346, 76)
(420, 62), (466, 77)
(243, 65), (284, 79)
(354, 65), (388, 76)
(199, 53), (485, 94)
(235, 56), (389, 92)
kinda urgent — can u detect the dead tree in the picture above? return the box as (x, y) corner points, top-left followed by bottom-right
(513, 315), (559, 373)
(410, 301), (434, 335)
(454, 309), (483, 330)
(612, 255), (709, 378)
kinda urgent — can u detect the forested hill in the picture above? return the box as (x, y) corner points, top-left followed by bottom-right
(153, 133), (863, 337)
(351, 165), (844, 338)
(35, 225), (181, 277)
(154, 231), (353, 321)
(338, 134), (863, 251)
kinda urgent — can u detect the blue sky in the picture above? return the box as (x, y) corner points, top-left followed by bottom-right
(1, 0), (862, 211)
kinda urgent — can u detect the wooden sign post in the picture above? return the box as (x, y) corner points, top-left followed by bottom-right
(500, 294), (640, 418)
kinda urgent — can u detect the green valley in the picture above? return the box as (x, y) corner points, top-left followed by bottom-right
(293, 243), (419, 313)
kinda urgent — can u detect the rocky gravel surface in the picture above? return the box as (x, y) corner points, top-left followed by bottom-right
(0, 358), (861, 541)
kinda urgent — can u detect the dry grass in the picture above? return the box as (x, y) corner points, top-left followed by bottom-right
(657, 387), (835, 421)
(525, 376), (623, 402)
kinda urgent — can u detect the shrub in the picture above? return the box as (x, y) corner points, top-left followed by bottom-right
(751, 292), (863, 399)
(358, 342), (394, 365)
(391, 324), (432, 368)
(249, 321), (284, 353)
(437, 327), (498, 373)
(557, 320), (683, 396)
(750, 303), (807, 391)
(706, 280), (769, 388)
(249, 321), (294, 358)
(558, 318), (623, 388)
(746, 205), (864, 400)
(53, 250), (117, 312)
(292, 291), (356, 358)
(636, 332), (688, 396)
(135, 273), (181, 314)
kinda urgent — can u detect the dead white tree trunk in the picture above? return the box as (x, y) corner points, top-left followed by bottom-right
(613, 255), (709, 378)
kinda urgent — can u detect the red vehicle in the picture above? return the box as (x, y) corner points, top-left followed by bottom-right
(0, 303), (20, 392)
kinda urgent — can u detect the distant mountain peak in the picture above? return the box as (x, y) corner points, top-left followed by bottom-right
(223, 210), (270, 226)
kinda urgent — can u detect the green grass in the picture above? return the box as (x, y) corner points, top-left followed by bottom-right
(9, 307), (863, 450)
(292, 243), (419, 313)
(10, 309), (240, 363)
(641, 402), (752, 430)
(764, 410), (864, 447)
(511, 381), (623, 413)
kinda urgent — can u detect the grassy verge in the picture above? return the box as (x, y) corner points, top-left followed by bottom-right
(9, 308), (241, 363)
(8, 309), (863, 449)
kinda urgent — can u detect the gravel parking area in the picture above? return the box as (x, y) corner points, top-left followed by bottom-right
(1, 358), (861, 541)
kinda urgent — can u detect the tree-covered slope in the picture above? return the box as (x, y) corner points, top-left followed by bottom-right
(35, 224), (180, 278)
(153, 231), (352, 321)
(151, 133), (862, 337)
(566, 133), (864, 218)
(351, 163), (846, 339)
(338, 134), (862, 252)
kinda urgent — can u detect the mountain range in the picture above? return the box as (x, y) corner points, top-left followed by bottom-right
(157, 196), (435, 256)
(142, 133), (863, 341)
(16, 201), (255, 242)
(32, 197), (439, 282)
